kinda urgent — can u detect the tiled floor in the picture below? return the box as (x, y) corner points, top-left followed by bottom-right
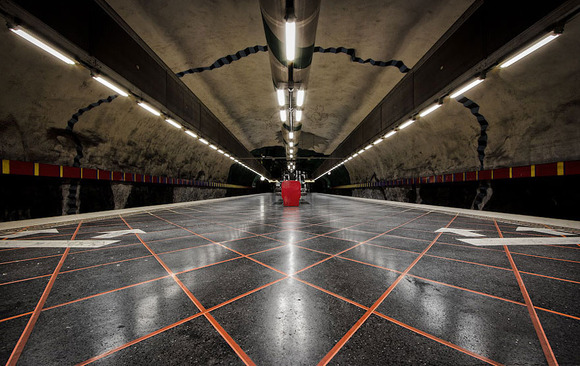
(1, 193), (579, 365)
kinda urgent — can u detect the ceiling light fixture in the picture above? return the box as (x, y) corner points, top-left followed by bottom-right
(500, 32), (560, 68)
(138, 102), (161, 116)
(373, 138), (383, 145)
(398, 119), (415, 130)
(450, 78), (484, 99)
(296, 89), (305, 106)
(365, 144), (373, 150)
(289, 131), (294, 139)
(295, 109), (302, 122)
(289, 148), (294, 153)
(358, 149), (364, 154)
(280, 109), (287, 122)
(384, 131), (397, 138)
(277, 89), (285, 106)
(164, 118), (181, 129)
(199, 138), (209, 145)
(93, 76), (129, 97)
(285, 21), (296, 61)
(217, 149), (224, 154)
(10, 27), (76, 65)
(209, 144), (218, 150)
(185, 130), (197, 138)
(419, 104), (442, 117)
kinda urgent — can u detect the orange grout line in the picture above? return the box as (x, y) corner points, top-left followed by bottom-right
(495, 220), (558, 366)
(317, 214), (457, 365)
(6, 221), (81, 366)
(373, 311), (503, 366)
(120, 215), (255, 366)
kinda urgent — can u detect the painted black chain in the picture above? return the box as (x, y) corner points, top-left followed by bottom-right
(176, 45), (269, 77)
(313, 46), (410, 73)
(456, 96), (488, 169)
(65, 94), (118, 214)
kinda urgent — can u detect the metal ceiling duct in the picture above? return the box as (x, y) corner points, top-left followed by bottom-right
(259, 0), (321, 164)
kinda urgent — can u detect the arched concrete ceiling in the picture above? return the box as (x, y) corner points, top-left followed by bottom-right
(106, 0), (474, 153)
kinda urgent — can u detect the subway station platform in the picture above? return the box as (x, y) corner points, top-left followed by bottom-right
(1, 193), (579, 365)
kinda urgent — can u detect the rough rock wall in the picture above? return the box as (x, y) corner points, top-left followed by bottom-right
(0, 27), (234, 217)
(345, 15), (580, 204)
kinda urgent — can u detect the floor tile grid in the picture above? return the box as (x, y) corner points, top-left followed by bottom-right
(316, 214), (459, 365)
(118, 216), (256, 366)
(293, 243), (580, 322)
(493, 220), (558, 366)
(5, 222), (82, 366)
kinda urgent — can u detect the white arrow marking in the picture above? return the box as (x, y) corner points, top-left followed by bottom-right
(0, 240), (119, 248)
(0, 229), (59, 239)
(459, 237), (580, 246)
(516, 227), (574, 236)
(434, 228), (484, 237)
(92, 229), (146, 239)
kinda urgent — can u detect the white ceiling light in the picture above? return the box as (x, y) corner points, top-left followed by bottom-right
(164, 118), (181, 129)
(93, 76), (129, 97)
(398, 119), (415, 130)
(365, 144), (373, 150)
(138, 102), (161, 116)
(230, 156), (235, 160)
(10, 27), (76, 65)
(373, 138), (383, 145)
(277, 89), (285, 106)
(185, 130), (197, 138)
(224, 153), (230, 157)
(289, 141), (294, 147)
(450, 78), (484, 99)
(290, 154), (294, 158)
(280, 109), (287, 122)
(296, 89), (305, 107)
(384, 130), (397, 138)
(348, 157), (352, 161)
(285, 21), (296, 61)
(289, 131), (294, 139)
(358, 149), (365, 155)
(217, 149), (224, 154)
(295, 109), (302, 122)
(209, 144), (218, 150)
(199, 138), (209, 145)
(353, 153), (359, 157)
(419, 104), (441, 117)
(500, 32), (560, 68)
(289, 148), (294, 153)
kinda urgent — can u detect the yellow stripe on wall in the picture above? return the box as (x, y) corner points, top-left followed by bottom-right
(509, 167), (512, 178)
(557, 162), (564, 176)
(2, 160), (10, 174)
(531, 165), (536, 177)
(59, 166), (63, 178)
(34, 163), (39, 176)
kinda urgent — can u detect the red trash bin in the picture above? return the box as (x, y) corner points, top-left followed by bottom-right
(281, 180), (301, 206)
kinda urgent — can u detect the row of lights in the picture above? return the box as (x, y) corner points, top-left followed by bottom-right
(315, 31), (561, 180)
(9, 25), (268, 181)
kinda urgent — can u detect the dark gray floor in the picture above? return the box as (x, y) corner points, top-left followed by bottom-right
(1, 193), (579, 365)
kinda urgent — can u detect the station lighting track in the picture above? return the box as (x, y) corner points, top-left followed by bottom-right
(314, 29), (563, 181)
(7, 25), (268, 182)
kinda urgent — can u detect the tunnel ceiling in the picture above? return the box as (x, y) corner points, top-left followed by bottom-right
(106, 0), (474, 154)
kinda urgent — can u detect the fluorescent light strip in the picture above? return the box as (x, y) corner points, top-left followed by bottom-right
(10, 28), (76, 65)
(199, 138), (209, 145)
(365, 144), (373, 150)
(384, 131), (397, 138)
(289, 131), (294, 139)
(449, 79), (484, 99)
(285, 21), (296, 61)
(280, 110), (287, 122)
(218, 149), (224, 154)
(296, 110), (302, 122)
(373, 138), (383, 145)
(138, 102), (161, 116)
(165, 118), (181, 128)
(358, 149), (364, 154)
(93, 76), (129, 97)
(289, 148), (294, 154)
(289, 141), (294, 147)
(277, 89), (285, 106)
(296, 90), (305, 107)
(501, 33), (560, 68)
(398, 120), (415, 130)
(209, 144), (218, 150)
(185, 130), (197, 138)
(419, 104), (441, 117)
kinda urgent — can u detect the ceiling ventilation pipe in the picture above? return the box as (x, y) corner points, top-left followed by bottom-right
(260, 0), (321, 162)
